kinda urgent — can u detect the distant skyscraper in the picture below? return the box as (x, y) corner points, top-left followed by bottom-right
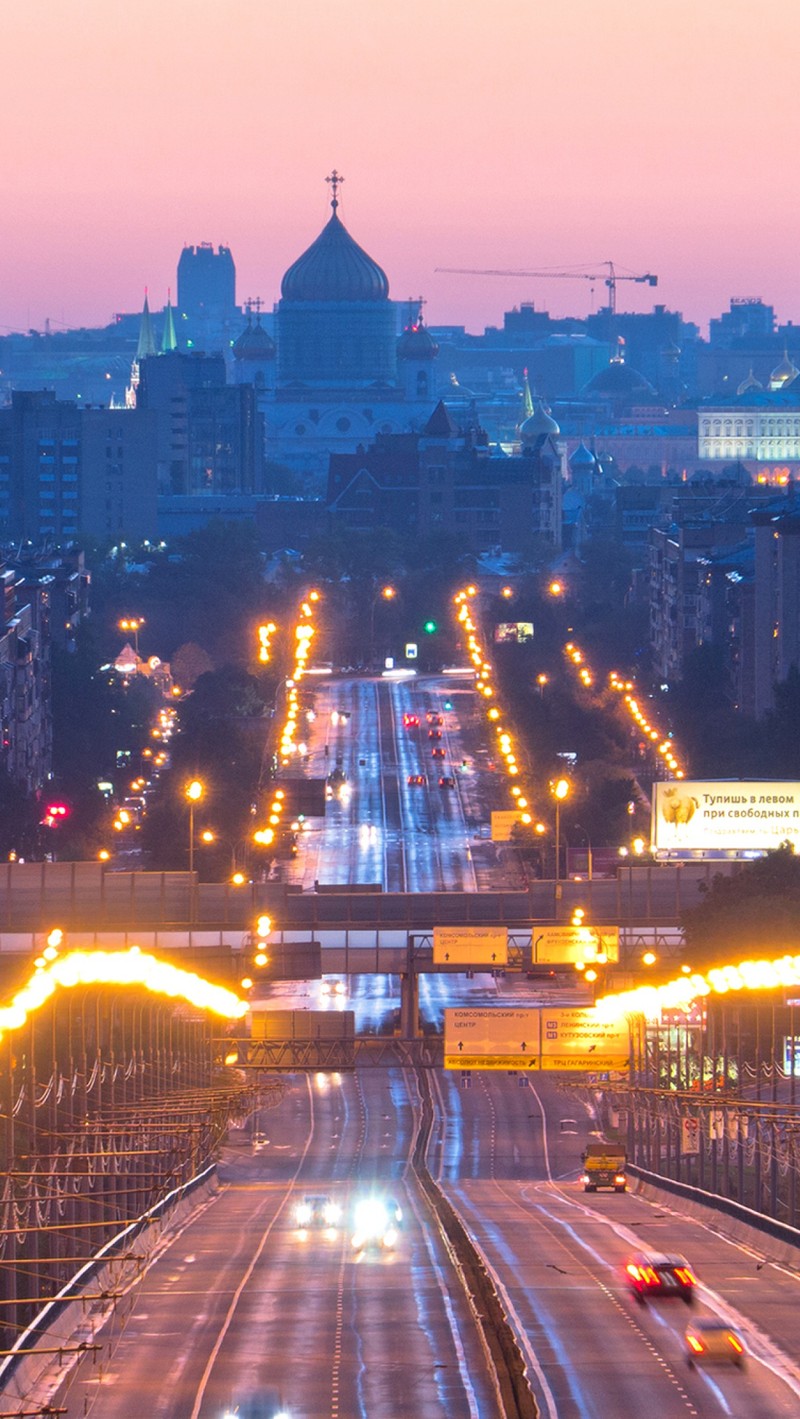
(177, 244), (236, 351)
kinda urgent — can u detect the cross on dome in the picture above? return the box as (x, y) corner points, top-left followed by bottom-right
(326, 169), (345, 211)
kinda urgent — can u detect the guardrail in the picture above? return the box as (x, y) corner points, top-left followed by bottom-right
(629, 1162), (800, 1261)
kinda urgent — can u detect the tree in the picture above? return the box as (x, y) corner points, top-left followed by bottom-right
(682, 844), (800, 968)
(171, 642), (214, 691)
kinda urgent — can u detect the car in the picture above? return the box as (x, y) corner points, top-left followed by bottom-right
(431, 747), (445, 759)
(320, 978), (347, 997)
(294, 1192), (342, 1228)
(351, 1196), (401, 1251)
(223, 1395), (289, 1419)
(685, 1319), (746, 1368)
(625, 1252), (697, 1304)
(428, 729), (442, 740)
(402, 713), (420, 728)
(438, 776), (456, 789)
(426, 712), (443, 725)
(407, 773), (426, 786)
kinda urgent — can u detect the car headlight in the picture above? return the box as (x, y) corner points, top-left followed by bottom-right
(383, 1226), (398, 1248)
(323, 1202), (341, 1225)
(295, 1203), (312, 1225)
(353, 1199), (388, 1237)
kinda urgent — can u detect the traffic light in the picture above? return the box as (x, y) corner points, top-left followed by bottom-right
(423, 620), (438, 634)
(42, 803), (70, 827)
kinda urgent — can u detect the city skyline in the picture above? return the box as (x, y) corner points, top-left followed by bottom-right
(2, 0), (799, 337)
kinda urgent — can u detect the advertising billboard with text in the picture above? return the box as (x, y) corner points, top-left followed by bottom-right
(493, 622), (534, 644)
(652, 781), (800, 855)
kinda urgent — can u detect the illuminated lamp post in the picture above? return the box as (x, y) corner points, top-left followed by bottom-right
(552, 778), (570, 887)
(185, 779), (204, 875)
(119, 616), (145, 657)
(369, 584), (397, 662)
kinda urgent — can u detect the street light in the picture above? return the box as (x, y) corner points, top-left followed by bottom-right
(185, 779), (204, 874)
(369, 583), (398, 661)
(552, 777), (570, 884)
(119, 616), (145, 656)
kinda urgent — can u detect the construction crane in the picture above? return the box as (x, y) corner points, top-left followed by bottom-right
(435, 261), (657, 317)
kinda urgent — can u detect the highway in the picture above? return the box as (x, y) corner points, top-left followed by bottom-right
(430, 1069), (800, 1419)
(53, 1069), (498, 1419)
(49, 1059), (800, 1418)
(282, 674), (524, 893)
(34, 668), (800, 1418)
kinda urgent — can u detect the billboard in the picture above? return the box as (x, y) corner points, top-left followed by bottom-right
(652, 781), (800, 855)
(494, 622), (534, 644)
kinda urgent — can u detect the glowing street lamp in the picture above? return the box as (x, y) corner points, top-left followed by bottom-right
(118, 616), (145, 656)
(552, 777), (570, 884)
(185, 779), (204, 874)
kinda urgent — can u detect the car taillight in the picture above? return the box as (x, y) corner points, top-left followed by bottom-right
(726, 1333), (744, 1354)
(581, 1173), (590, 1184)
(674, 1267), (696, 1286)
(687, 1334), (705, 1355)
(642, 1267), (660, 1286)
(614, 1174), (626, 1185)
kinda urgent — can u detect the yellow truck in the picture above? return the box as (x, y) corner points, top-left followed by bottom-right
(581, 1141), (627, 1192)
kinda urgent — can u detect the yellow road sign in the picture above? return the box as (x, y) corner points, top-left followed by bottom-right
(540, 1006), (629, 1061)
(444, 1006), (631, 1071)
(491, 810), (521, 842)
(445, 1054), (541, 1070)
(433, 926), (508, 966)
(533, 926), (619, 964)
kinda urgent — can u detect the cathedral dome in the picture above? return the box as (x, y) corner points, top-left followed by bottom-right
(582, 357), (655, 398)
(569, 441), (596, 467)
(397, 322), (438, 359)
(736, 367), (762, 396)
(520, 399), (560, 441)
(281, 198), (389, 304)
(233, 318), (275, 361)
(769, 350), (799, 390)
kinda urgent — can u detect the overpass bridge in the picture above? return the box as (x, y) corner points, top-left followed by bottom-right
(0, 859), (716, 1037)
(0, 858), (722, 935)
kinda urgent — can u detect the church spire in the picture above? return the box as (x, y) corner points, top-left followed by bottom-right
(325, 168), (344, 214)
(161, 290), (177, 353)
(136, 290), (157, 360)
(521, 367), (534, 420)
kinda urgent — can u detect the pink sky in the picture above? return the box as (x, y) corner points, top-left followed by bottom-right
(2, 0), (799, 338)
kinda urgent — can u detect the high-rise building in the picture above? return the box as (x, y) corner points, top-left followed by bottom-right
(177, 244), (237, 351)
(137, 351), (263, 496)
(0, 391), (159, 544)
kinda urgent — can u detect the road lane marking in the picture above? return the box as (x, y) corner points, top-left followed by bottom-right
(188, 1075), (317, 1419)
